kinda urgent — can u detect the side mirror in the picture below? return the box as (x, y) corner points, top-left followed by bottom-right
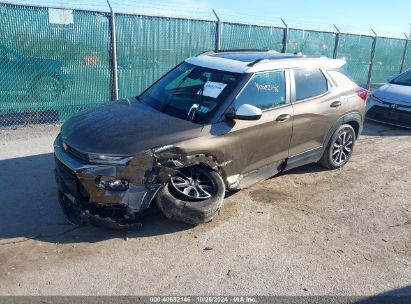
(226, 104), (262, 121)
(387, 75), (398, 83)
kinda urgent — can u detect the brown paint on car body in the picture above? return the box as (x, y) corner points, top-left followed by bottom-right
(54, 51), (365, 228)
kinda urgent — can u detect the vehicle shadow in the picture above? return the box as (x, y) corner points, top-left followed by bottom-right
(362, 120), (411, 136)
(0, 153), (194, 244)
(355, 285), (411, 303)
(1, 120), (408, 244)
(280, 163), (327, 176)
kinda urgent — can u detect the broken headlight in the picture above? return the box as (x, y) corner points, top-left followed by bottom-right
(88, 153), (133, 165)
(96, 176), (129, 191)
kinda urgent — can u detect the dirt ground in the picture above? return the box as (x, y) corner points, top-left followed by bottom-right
(0, 121), (410, 296)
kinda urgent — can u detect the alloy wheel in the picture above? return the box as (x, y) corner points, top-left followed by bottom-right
(170, 167), (215, 201)
(331, 129), (354, 165)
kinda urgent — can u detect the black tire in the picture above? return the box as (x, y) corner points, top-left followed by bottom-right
(156, 166), (225, 225)
(32, 75), (63, 102)
(319, 124), (356, 169)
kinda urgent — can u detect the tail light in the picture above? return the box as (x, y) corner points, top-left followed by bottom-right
(356, 87), (368, 101)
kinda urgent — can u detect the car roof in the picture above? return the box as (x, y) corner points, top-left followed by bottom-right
(185, 50), (346, 73)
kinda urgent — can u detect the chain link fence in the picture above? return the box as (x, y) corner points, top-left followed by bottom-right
(0, 2), (410, 128)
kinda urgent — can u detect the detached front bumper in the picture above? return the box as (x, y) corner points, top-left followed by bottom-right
(53, 135), (160, 229)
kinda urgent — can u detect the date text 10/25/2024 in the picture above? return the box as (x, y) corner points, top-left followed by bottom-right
(149, 296), (257, 303)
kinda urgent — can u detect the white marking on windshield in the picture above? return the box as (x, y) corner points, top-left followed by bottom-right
(197, 81), (227, 98)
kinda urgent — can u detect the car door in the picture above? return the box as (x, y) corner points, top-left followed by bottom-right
(220, 70), (294, 188)
(288, 68), (346, 158)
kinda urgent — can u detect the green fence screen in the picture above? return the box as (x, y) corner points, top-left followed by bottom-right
(403, 42), (411, 71)
(0, 4), (111, 125)
(371, 37), (406, 83)
(221, 23), (283, 51)
(0, 3), (410, 127)
(116, 15), (216, 99)
(335, 34), (374, 85)
(287, 29), (336, 58)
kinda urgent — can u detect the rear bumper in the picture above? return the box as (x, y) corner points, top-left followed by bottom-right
(53, 135), (159, 229)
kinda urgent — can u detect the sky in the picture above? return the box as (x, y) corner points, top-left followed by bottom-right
(4, 0), (411, 38)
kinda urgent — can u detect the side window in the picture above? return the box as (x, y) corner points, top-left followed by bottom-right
(235, 71), (286, 110)
(294, 69), (328, 101)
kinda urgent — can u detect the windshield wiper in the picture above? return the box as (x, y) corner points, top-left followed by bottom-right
(188, 77), (207, 121)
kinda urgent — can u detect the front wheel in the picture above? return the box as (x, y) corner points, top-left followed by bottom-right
(156, 166), (225, 225)
(319, 124), (356, 169)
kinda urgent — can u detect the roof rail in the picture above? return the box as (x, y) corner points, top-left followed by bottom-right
(197, 50), (216, 56)
(247, 58), (270, 67)
(197, 49), (276, 56)
(247, 52), (305, 67)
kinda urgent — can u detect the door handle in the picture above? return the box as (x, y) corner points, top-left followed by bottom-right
(276, 114), (291, 122)
(330, 100), (342, 108)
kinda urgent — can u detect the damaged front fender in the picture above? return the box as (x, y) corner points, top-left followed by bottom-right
(54, 136), (226, 229)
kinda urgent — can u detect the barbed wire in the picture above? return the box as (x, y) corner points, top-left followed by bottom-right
(0, 0), (408, 38)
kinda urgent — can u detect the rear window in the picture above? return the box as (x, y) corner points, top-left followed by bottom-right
(294, 69), (328, 101)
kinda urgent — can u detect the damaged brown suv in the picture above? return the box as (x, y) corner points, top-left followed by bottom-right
(54, 50), (367, 229)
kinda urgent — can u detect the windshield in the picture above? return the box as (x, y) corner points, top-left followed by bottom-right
(139, 62), (241, 123)
(391, 69), (411, 86)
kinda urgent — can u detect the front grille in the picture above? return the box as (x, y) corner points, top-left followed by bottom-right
(366, 106), (411, 128)
(55, 157), (90, 199)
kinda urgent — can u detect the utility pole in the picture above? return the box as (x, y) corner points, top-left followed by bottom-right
(107, 0), (119, 100)
(400, 33), (409, 73)
(212, 9), (221, 51)
(281, 18), (288, 53)
(366, 29), (377, 89)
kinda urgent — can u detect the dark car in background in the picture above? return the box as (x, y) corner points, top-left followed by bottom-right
(0, 44), (71, 102)
(366, 68), (411, 129)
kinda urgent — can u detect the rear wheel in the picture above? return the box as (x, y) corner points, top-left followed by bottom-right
(156, 166), (225, 225)
(319, 124), (356, 169)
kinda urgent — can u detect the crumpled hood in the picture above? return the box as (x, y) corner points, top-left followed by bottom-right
(61, 99), (203, 155)
(373, 83), (411, 103)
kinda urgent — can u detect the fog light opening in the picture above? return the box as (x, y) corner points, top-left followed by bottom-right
(96, 176), (129, 191)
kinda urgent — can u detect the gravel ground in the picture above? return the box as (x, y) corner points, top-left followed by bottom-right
(0, 121), (410, 296)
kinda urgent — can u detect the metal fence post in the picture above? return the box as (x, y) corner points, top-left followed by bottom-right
(366, 29), (377, 89)
(212, 9), (221, 51)
(281, 18), (288, 53)
(333, 24), (340, 59)
(400, 33), (409, 73)
(107, 0), (119, 100)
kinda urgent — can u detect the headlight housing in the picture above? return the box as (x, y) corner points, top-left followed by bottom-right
(88, 153), (133, 165)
